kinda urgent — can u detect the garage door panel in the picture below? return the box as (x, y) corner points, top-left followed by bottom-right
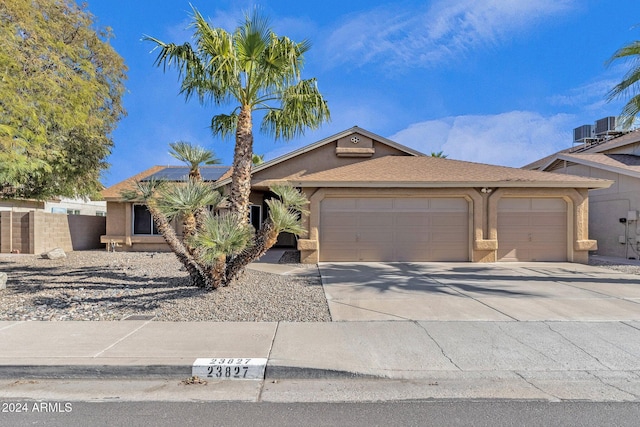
(394, 212), (430, 226)
(394, 198), (430, 210)
(429, 198), (468, 210)
(531, 214), (565, 227)
(358, 230), (393, 243)
(497, 198), (567, 262)
(395, 230), (429, 243)
(357, 198), (393, 210)
(532, 198), (566, 210)
(432, 213), (467, 227)
(322, 213), (358, 227)
(359, 214), (394, 227)
(320, 197), (469, 262)
(322, 198), (357, 210)
(322, 228), (357, 241)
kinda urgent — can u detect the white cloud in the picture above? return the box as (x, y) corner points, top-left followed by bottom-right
(389, 111), (575, 167)
(323, 0), (577, 68)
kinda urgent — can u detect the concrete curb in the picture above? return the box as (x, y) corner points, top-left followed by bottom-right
(0, 364), (374, 380)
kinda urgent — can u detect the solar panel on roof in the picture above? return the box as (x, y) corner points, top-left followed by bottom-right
(141, 166), (229, 182)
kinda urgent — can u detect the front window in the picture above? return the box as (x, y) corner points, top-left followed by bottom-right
(133, 204), (159, 235)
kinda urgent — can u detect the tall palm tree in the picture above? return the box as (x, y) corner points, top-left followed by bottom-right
(607, 39), (640, 129)
(146, 7), (330, 223)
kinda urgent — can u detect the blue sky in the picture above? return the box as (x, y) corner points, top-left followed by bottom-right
(87, 0), (640, 187)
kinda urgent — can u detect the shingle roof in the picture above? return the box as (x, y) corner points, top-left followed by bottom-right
(523, 129), (640, 171)
(289, 156), (612, 188)
(102, 165), (231, 200)
(102, 165), (166, 200)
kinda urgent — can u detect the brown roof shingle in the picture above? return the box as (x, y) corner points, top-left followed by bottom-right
(101, 165), (167, 200)
(290, 156), (611, 188)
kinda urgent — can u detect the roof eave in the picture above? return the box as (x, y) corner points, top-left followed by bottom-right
(557, 154), (640, 179)
(288, 180), (614, 189)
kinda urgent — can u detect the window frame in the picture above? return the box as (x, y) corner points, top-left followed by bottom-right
(132, 204), (159, 235)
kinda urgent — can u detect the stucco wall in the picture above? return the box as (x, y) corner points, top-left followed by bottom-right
(251, 138), (409, 186)
(562, 164), (640, 258)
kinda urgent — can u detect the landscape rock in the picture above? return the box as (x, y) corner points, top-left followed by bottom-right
(42, 248), (67, 260)
(0, 272), (6, 290)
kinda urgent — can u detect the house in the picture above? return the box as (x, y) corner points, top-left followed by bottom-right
(101, 127), (611, 263)
(0, 197), (106, 216)
(525, 118), (640, 259)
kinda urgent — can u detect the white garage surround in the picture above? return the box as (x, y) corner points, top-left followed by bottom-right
(319, 197), (470, 262)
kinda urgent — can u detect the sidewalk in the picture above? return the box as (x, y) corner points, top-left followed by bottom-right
(2, 319), (640, 401)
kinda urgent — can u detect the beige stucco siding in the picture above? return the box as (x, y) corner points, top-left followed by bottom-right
(556, 163), (640, 258)
(251, 141), (410, 187)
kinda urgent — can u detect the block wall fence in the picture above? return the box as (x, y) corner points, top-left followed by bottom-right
(0, 211), (105, 254)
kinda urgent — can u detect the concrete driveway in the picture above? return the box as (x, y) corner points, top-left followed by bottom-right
(318, 262), (640, 321)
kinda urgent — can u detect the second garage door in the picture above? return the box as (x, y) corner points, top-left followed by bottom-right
(319, 197), (469, 262)
(497, 198), (567, 262)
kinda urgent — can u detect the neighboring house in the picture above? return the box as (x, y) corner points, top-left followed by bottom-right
(0, 197), (107, 254)
(525, 120), (640, 259)
(0, 197), (106, 216)
(102, 127), (611, 264)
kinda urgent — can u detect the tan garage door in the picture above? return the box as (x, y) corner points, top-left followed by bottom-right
(497, 198), (567, 262)
(320, 197), (469, 262)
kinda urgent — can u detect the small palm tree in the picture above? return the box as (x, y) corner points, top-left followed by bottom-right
(190, 212), (254, 286)
(122, 179), (213, 288)
(169, 141), (220, 181)
(155, 179), (225, 250)
(431, 151), (448, 158)
(607, 38), (640, 129)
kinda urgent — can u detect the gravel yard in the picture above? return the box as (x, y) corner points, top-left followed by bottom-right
(0, 251), (331, 322)
(0, 251), (638, 323)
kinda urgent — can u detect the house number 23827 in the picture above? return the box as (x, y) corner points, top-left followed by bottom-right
(206, 365), (249, 378)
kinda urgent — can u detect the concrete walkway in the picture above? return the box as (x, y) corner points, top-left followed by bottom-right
(2, 257), (640, 402)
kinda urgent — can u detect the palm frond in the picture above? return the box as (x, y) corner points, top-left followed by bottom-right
(191, 212), (254, 265)
(265, 199), (305, 235)
(261, 78), (330, 140)
(211, 113), (239, 139)
(606, 40), (640, 129)
(121, 178), (166, 201)
(155, 180), (222, 221)
(169, 141), (220, 167)
(269, 184), (309, 214)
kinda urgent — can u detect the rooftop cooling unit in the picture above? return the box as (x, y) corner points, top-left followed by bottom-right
(595, 116), (616, 136)
(573, 124), (594, 143)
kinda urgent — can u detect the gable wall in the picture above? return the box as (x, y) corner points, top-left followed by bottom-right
(251, 139), (411, 184)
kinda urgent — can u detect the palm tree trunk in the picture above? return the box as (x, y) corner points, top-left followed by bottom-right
(228, 105), (253, 223)
(225, 220), (278, 283)
(147, 204), (213, 289)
